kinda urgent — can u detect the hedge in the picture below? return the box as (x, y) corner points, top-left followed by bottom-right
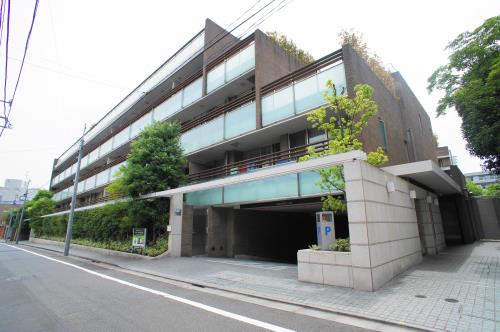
(33, 198), (169, 246)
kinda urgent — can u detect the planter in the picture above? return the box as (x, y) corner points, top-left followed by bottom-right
(297, 249), (353, 288)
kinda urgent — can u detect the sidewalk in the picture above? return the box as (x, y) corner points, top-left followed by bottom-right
(18, 240), (500, 332)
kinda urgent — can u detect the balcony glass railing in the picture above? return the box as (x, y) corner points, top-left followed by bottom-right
(55, 30), (205, 169)
(206, 43), (255, 93)
(262, 63), (346, 126)
(181, 101), (256, 154)
(55, 161), (126, 202)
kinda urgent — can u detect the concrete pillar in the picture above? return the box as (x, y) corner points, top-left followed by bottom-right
(206, 207), (234, 257)
(344, 160), (422, 291)
(168, 193), (194, 257)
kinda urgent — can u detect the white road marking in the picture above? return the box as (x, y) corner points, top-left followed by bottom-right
(2, 243), (294, 332)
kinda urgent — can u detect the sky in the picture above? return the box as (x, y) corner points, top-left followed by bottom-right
(0, 0), (498, 189)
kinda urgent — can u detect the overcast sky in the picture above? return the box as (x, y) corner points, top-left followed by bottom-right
(0, 0), (497, 189)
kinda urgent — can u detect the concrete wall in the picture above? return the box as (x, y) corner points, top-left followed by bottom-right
(415, 196), (446, 255)
(206, 207), (234, 257)
(342, 44), (408, 166)
(344, 159), (423, 291)
(342, 44), (438, 166)
(168, 193), (194, 257)
(471, 197), (500, 240)
(393, 72), (438, 163)
(254, 30), (304, 129)
(298, 250), (353, 288)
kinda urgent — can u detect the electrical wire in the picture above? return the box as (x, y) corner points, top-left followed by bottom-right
(0, 0), (40, 138)
(1, 0), (10, 136)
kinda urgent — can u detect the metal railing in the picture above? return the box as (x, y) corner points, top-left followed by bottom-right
(188, 139), (329, 183)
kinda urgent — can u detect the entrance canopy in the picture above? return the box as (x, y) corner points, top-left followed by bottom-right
(382, 160), (461, 195)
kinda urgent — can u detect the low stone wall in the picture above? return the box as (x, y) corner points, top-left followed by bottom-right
(297, 249), (353, 288)
(29, 238), (156, 260)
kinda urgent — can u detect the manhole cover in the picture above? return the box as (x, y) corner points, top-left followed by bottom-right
(415, 295), (427, 298)
(444, 298), (459, 303)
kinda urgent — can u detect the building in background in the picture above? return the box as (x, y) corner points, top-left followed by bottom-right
(464, 171), (500, 189)
(0, 179), (38, 204)
(437, 146), (458, 171)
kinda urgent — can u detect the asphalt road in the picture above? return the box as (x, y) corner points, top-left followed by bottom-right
(0, 243), (374, 332)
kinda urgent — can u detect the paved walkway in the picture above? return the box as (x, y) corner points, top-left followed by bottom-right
(16, 240), (500, 332)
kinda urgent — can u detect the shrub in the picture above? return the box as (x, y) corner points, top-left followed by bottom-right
(328, 238), (351, 252)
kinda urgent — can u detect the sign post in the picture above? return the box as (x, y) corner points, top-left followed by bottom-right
(132, 228), (147, 250)
(316, 211), (335, 250)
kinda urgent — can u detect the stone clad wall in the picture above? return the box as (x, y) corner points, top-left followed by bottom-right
(344, 159), (423, 291)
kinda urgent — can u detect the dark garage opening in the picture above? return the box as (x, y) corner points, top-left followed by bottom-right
(233, 198), (349, 263)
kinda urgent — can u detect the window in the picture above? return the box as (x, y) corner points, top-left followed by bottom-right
(379, 119), (388, 150)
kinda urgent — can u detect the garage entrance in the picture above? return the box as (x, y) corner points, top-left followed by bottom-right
(201, 197), (349, 263)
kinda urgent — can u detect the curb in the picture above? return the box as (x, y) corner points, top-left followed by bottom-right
(21, 242), (434, 332)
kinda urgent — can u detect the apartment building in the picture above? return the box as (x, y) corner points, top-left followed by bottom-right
(50, 19), (438, 210)
(45, 19), (473, 290)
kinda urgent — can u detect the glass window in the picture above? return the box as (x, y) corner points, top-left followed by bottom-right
(181, 116), (224, 154)
(294, 75), (322, 114)
(262, 86), (294, 126)
(182, 77), (203, 107)
(207, 63), (225, 93)
(224, 102), (256, 139)
(113, 126), (130, 149)
(307, 127), (327, 144)
(154, 91), (182, 121)
(379, 119), (388, 150)
(99, 138), (113, 157)
(185, 188), (223, 206)
(224, 174), (299, 204)
(130, 112), (153, 139)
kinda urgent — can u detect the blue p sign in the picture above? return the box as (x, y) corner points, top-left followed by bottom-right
(325, 226), (331, 236)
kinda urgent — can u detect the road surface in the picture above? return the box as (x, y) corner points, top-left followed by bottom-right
(0, 243), (379, 332)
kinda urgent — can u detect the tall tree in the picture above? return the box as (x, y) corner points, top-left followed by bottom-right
(428, 16), (500, 173)
(121, 121), (187, 197)
(301, 82), (388, 212)
(26, 190), (56, 236)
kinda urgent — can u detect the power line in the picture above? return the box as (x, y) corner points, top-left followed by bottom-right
(1, 0), (10, 135)
(0, 0), (40, 138)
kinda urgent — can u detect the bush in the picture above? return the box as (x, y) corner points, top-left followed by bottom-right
(328, 238), (351, 252)
(35, 199), (169, 246)
(39, 235), (168, 257)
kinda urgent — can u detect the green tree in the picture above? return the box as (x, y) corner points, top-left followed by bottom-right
(267, 31), (315, 65)
(484, 183), (500, 197)
(26, 190), (56, 236)
(428, 16), (500, 173)
(466, 180), (484, 196)
(121, 121), (187, 197)
(300, 82), (388, 212)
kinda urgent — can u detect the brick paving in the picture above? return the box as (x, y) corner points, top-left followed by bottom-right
(17, 240), (500, 331)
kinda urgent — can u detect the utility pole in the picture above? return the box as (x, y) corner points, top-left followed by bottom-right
(15, 180), (31, 244)
(64, 125), (86, 256)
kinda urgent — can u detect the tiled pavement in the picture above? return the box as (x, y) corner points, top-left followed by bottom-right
(16, 240), (500, 331)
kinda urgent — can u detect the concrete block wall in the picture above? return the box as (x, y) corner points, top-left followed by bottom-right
(344, 159), (423, 291)
(298, 249), (353, 288)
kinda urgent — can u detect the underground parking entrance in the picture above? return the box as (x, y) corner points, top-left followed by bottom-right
(190, 196), (349, 263)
